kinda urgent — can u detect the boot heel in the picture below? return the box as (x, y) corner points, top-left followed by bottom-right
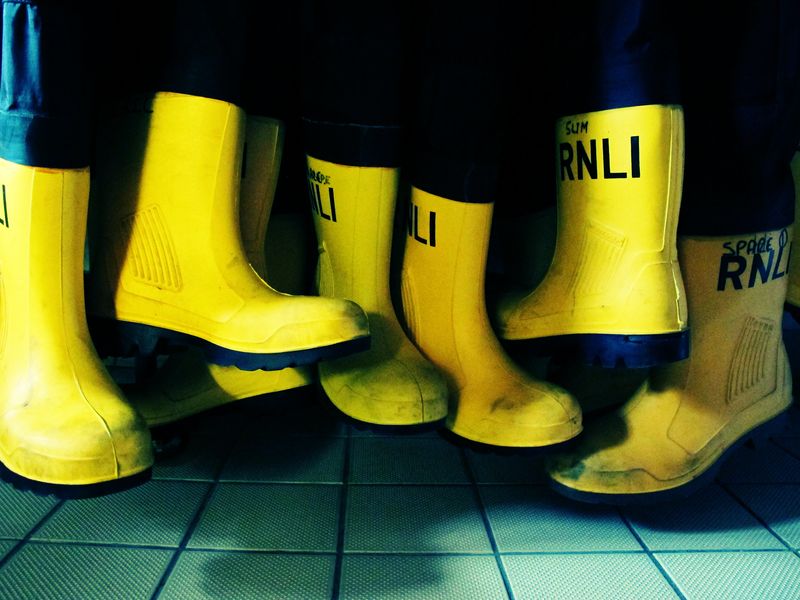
(522, 329), (691, 369)
(576, 330), (691, 368)
(89, 317), (190, 359)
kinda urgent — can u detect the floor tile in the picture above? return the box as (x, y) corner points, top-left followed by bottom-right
(465, 450), (547, 484)
(345, 485), (491, 553)
(188, 483), (340, 552)
(31, 480), (209, 547)
(349, 438), (468, 484)
(656, 551), (800, 600)
(340, 555), (508, 600)
(220, 436), (345, 483)
(716, 441), (800, 484)
(0, 482), (59, 539)
(481, 486), (641, 552)
(727, 484), (800, 548)
(624, 484), (785, 551)
(0, 543), (172, 600)
(159, 550), (335, 600)
(152, 434), (233, 481)
(503, 554), (677, 600)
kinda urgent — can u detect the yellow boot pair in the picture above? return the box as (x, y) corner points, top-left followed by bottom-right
(305, 156), (581, 447)
(500, 105), (794, 502)
(0, 92), (374, 491)
(394, 103), (687, 449)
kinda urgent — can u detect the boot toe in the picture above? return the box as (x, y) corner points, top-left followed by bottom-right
(321, 354), (448, 425)
(3, 402), (152, 486)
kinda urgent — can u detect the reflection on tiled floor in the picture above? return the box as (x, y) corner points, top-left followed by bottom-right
(1, 371), (800, 598)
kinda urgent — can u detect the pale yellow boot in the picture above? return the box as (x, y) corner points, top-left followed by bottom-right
(87, 92), (369, 371)
(400, 187), (581, 447)
(123, 116), (314, 428)
(0, 159), (153, 489)
(307, 157), (448, 426)
(547, 228), (794, 503)
(494, 105), (689, 368)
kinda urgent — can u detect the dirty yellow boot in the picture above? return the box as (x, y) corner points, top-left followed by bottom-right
(87, 92), (369, 371)
(400, 187), (581, 446)
(0, 158), (153, 489)
(307, 157), (448, 426)
(547, 228), (794, 503)
(494, 105), (689, 368)
(123, 116), (314, 428)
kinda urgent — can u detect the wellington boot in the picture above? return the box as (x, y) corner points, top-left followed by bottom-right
(306, 157), (448, 426)
(400, 187), (581, 447)
(547, 229), (794, 504)
(0, 159), (152, 489)
(494, 105), (689, 368)
(124, 116), (314, 428)
(87, 92), (369, 371)
(785, 151), (800, 315)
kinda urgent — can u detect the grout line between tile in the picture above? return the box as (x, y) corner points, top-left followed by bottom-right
(617, 509), (687, 600)
(215, 479), (343, 486)
(459, 447), (515, 600)
(148, 433), (239, 600)
(719, 483), (796, 551)
(22, 539), (184, 552)
(330, 421), (352, 600)
(0, 499), (65, 570)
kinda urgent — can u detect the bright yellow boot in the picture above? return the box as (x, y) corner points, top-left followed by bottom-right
(400, 187), (581, 447)
(0, 159), (153, 489)
(494, 105), (689, 368)
(306, 157), (448, 426)
(547, 228), (794, 503)
(123, 116), (314, 428)
(87, 92), (369, 371)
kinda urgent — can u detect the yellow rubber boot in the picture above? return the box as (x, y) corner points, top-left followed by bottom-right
(786, 151), (800, 312)
(306, 156), (448, 426)
(0, 159), (153, 488)
(494, 105), (689, 368)
(87, 92), (369, 371)
(547, 228), (794, 503)
(400, 187), (581, 447)
(123, 116), (314, 428)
